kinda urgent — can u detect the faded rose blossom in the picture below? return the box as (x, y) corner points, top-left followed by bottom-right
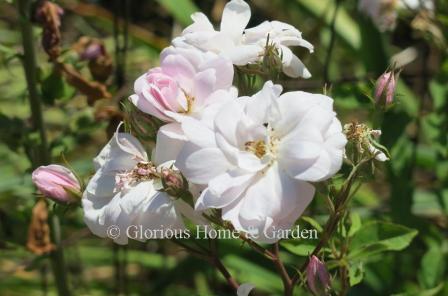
(306, 255), (331, 296)
(32, 164), (81, 203)
(73, 37), (113, 82)
(343, 122), (389, 162)
(374, 70), (399, 108)
(35, 0), (64, 59)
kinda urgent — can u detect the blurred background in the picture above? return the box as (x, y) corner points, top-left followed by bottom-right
(0, 0), (447, 295)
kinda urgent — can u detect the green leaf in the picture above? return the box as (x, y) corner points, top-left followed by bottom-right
(224, 255), (282, 293)
(158, 0), (199, 27)
(349, 221), (418, 260)
(41, 70), (66, 105)
(294, 0), (361, 50)
(301, 216), (323, 232)
(348, 212), (362, 237)
(281, 242), (316, 256)
(418, 242), (445, 289)
(348, 261), (364, 287)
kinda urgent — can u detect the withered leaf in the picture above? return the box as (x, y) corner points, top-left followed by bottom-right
(36, 0), (64, 59)
(57, 62), (111, 105)
(27, 199), (55, 255)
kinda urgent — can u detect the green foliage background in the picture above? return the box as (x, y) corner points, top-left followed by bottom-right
(0, 0), (447, 295)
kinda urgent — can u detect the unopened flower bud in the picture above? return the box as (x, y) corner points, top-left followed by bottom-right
(374, 70), (398, 108)
(32, 165), (81, 204)
(306, 255), (331, 296)
(161, 168), (187, 197)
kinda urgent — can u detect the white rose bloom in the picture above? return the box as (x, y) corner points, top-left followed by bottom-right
(244, 21), (314, 78)
(82, 129), (197, 245)
(176, 81), (347, 243)
(173, 0), (313, 78)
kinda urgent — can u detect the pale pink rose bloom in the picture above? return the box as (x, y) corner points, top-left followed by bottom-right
(130, 46), (234, 123)
(130, 46), (236, 165)
(32, 164), (81, 203)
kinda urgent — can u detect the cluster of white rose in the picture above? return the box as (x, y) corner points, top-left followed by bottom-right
(82, 0), (347, 244)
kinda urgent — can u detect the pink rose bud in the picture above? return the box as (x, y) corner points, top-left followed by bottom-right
(307, 255), (331, 296)
(374, 70), (398, 108)
(161, 168), (186, 197)
(32, 165), (81, 203)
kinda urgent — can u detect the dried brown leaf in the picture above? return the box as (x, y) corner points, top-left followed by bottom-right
(36, 0), (63, 59)
(26, 199), (54, 255)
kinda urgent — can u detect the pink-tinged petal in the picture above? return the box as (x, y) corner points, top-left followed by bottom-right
(153, 123), (186, 165)
(199, 55), (234, 89)
(32, 164), (80, 203)
(129, 92), (172, 122)
(161, 53), (196, 92)
(193, 68), (217, 107)
(220, 0), (251, 40)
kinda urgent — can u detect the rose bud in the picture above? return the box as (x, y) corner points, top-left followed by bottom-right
(374, 70), (398, 108)
(160, 168), (187, 198)
(306, 255), (331, 296)
(32, 165), (81, 204)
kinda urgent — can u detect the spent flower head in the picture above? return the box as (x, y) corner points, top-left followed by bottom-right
(344, 122), (389, 162)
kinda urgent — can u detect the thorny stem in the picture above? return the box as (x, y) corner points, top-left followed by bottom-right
(17, 1), (70, 295)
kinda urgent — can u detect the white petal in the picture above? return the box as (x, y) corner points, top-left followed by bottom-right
(237, 283), (256, 296)
(193, 68), (217, 106)
(195, 170), (254, 210)
(176, 144), (232, 184)
(280, 46), (311, 78)
(153, 123), (186, 164)
(224, 44), (263, 65)
(244, 81), (282, 125)
(220, 0), (251, 40)
(239, 164), (313, 223)
(183, 12), (214, 34)
(181, 117), (216, 148)
(119, 181), (155, 215)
